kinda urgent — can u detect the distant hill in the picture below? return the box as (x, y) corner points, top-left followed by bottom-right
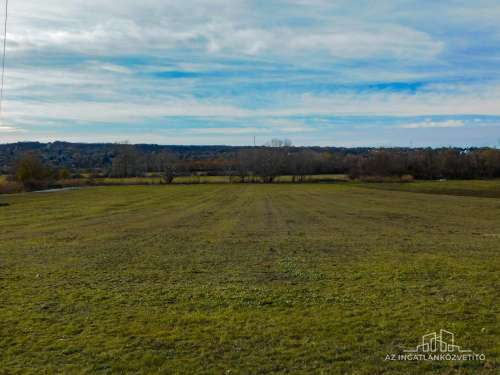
(0, 141), (374, 172)
(0, 142), (238, 172)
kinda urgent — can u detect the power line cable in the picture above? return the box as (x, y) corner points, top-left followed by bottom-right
(0, 0), (8, 124)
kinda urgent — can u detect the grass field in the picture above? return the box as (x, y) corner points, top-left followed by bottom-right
(69, 174), (349, 186)
(0, 183), (499, 374)
(0, 174), (349, 195)
(360, 179), (500, 199)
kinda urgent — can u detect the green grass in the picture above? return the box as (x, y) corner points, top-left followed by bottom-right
(359, 179), (500, 199)
(0, 184), (499, 374)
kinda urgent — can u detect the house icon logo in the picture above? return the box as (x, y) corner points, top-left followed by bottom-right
(404, 329), (471, 353)
(385, 329), (486, 361)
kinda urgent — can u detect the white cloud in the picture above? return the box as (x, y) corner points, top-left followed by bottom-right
(289, 88), (500, 117)
(4, 100), (252, 124)
(288, 26), (443, 60)
(4, 83), (500, 129)
(398, 120), (465, 129)
(0, 125), (25, 132)
(6, 1), (443, 62)
(188, 127), (271, 135)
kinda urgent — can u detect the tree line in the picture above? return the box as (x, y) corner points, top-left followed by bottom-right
(234, 143), (500, 182)
(5, 140), (500, 190)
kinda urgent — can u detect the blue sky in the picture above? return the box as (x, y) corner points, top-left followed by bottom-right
(1, 0), (500, 147)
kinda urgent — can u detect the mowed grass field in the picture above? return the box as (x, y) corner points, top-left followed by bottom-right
(360, 179), (500, 199)
(59, 174), (349, 186)
(0, 183), (499, 374)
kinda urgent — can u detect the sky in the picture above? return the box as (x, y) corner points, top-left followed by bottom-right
(0, 0), (500, 147)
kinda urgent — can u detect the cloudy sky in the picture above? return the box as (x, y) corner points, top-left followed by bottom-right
(0, 0), (499, 146)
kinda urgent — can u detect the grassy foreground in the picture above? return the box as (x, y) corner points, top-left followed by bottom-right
(360, 179), (500, 199)
(0, 184), (499, 374)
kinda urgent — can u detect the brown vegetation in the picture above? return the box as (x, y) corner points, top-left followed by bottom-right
(2, 141), (500, 193)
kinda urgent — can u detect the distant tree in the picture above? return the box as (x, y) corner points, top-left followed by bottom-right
(289, 150), (316, 182)
(478, 149), (500, 178)
(110, 144), (145, 177)
(58, 168), (71, 180)
(266, 138), (293, 148)
(345, 154), (363, 179)
(235, 149), (256, 183)
(14, 153), (52, 190)
(156, 151), (178, 184)
(254, 140), (291, 183)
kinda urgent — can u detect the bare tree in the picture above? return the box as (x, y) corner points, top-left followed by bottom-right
(235, 149), (256, 183)
(289, 150), (316, 182)
(156, 151), (178, 184)
(254, 140), (291, 183)
(110, 144), (144, 177)
(266, 138), (293, 148)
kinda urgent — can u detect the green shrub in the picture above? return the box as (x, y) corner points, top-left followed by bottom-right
(14, 153), (54, 190)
